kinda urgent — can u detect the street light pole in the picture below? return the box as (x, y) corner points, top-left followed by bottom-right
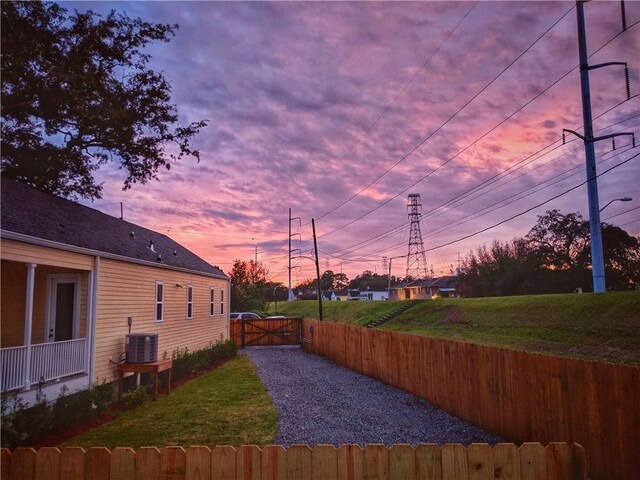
(599, 196), (632, 213)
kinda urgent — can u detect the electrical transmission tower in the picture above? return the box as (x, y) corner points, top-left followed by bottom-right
(405, 193), (429, 280)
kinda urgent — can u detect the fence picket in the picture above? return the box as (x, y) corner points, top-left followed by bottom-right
(337, 444), (365, 480)
(415, 444), (441, 480)
(286, 445), (311, 479)
(492, 444), (519, 480)
(236, 445), (261, 480)
(545, 443), (573, 480)
(160, 446), (185, 480)
(34, 447), (60, 480)
(136, 447), (161, 480)
(311, 445), (337, 480)
(185, 446), (211, 480)
(10, 448), (36, 480)
(519, 443), (546, 480)
(84, 447), (109, 480)
(364, 445), (389, 480)
(466, 444), (493, 480)
(211, 446), (236, 480)
(441, 444), (467, 480)
(110, 447), (135, 480)
(60, 447), (85, 480)
(261, 445), (286, 480)
(388, 444), (415, 480)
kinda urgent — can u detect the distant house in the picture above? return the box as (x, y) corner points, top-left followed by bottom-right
(322, 291), (338, 301)
(1, 177), (230, 403)
(390, 276), (458, 300)
(347, 288), (389, 301)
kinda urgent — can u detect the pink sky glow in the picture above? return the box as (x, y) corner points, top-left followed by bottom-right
(65, 1), (640, 285)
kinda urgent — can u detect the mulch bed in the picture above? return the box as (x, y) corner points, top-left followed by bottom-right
(34, 356), (234, 448)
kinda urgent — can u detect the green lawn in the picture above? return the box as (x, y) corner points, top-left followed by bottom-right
(63, 355), (278, 448)
(272, 292), (640, 365)
(269, 299), (410, 326)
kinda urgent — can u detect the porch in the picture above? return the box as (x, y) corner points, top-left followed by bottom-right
(1, 258), (95, 395)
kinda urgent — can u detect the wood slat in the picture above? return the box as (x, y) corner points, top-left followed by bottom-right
(492, 444), (519, 480)
(415, 444), (441, 480)
(10, 448), (36, 480)
(337, 445), (364, 480)
(364, 445), (389, 480)
(519, 443), (546, 480)
(211, 446), (236, 480)
(235, 445), (260, 480)
(185, 446), (210, 480)
(160, 446), (185, 480)
(84, 448), (110, 480)
(110, 447), (135, 480)
(389, 444), (415, 480)
(261, 445), (286, 480)
(467, 444), (493, 480)
(136, 447), (161, 480)
(312, 445), (337, 480)
(441, 444), (467, 480)
(34, 447), (60, 480)
(286, 445), (311, 480)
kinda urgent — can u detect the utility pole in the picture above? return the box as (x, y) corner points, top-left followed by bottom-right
(288, 208), (301, 301)
(563, 1), (634, 293)
(387, 255), (406, 301)
(312, 218), (323, 321)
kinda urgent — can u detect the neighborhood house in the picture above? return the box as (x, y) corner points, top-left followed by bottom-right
(0, 177), (230, 404)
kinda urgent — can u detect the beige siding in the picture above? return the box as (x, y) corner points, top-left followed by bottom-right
(1, 239), (94, 270)
(94, 258), (228, 383)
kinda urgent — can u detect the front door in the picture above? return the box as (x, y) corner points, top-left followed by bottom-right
(47, 275), (80, 342)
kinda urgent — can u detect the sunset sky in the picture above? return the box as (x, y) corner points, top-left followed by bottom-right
(65, 1), (640, 286)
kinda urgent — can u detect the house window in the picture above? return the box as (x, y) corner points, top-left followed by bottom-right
(186, 284), (193, 319)
(209, 287), (215, 317)
(155, 282), (164, 322)
(220, 288), (225, 315)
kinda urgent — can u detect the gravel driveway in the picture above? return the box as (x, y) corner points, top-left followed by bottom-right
(244, 346), (502, 447)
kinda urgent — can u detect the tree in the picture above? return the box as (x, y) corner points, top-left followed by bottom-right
(1, 2), (207, 199)
(459, 209), (640, 296)
(229, 259), (269, 311)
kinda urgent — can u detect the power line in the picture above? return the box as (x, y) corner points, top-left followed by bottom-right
(313, 4), (576, 232)
(425, 151), (640, 252)
(315, 14), (638, 238)
(315, 1), (479, 221)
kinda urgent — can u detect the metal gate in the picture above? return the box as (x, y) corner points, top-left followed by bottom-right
(232, 318), (302, 347)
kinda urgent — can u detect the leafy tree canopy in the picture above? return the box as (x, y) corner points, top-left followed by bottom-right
(459, 210), (640, 296)
(1, 1), (208, 199)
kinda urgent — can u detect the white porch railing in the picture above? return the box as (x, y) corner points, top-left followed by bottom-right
(1, 338), (87, 392)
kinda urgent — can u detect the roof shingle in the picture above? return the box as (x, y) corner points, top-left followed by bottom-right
(1, 177), (227, 278)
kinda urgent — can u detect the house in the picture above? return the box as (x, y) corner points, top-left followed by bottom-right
(1, 177), (230, 404)
(344, 288), (389, 301)
(389, 276), (458, 300)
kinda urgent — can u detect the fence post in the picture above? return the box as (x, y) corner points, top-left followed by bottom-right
(241, 319), (245, 348)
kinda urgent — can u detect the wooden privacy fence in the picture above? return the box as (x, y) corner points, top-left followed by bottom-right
(230, 318), (302, 348)
(1, 442), (586, 480)
(302, 319), (639, 480)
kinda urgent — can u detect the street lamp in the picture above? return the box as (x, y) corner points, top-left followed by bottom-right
(599, 196), (632, 213)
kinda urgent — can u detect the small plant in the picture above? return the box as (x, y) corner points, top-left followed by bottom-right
(124, 386), (148, 410)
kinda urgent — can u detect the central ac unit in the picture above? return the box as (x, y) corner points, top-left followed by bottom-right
(125, 333), (158, 363)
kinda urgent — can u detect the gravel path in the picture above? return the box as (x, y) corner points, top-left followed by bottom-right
(244, 346), (502, 447)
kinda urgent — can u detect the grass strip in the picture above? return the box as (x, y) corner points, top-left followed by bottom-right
(63, 355), (278, 448)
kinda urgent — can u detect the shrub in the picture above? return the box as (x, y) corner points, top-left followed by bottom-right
(124, 386), (148, 410)
(1, 381), (115, 449)
(171, 336), (237, 382)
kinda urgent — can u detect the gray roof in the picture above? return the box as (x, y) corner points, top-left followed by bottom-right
(1, 177), (227, 278)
